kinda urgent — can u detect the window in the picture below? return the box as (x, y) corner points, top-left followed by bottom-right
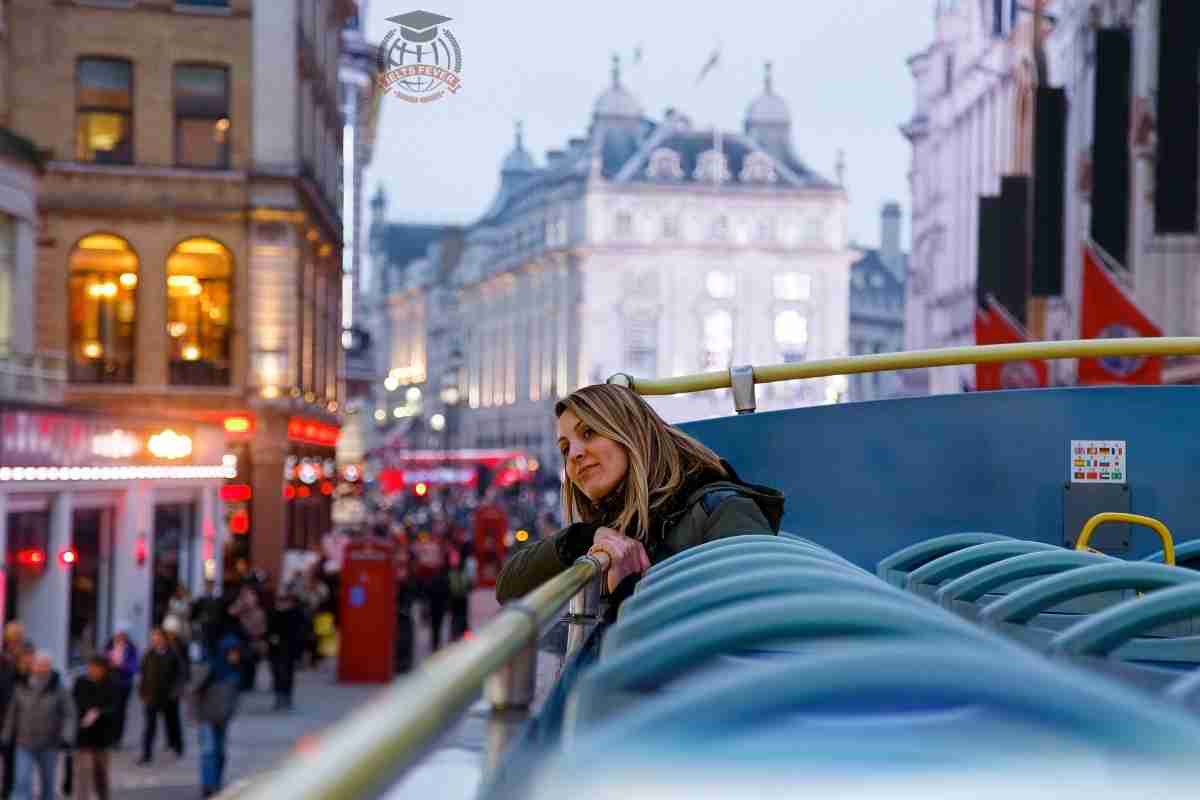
(705, 271), (736, 299)
(694, 148), (731, 184)
(176, 0), (230, 7)
(702, 310), (732, 369)
(775, 310), (808, 363)
(774, 272), (811, 301)
(68, 234), (138, 383)
(804, 217), (825, 245)
(166, 237), (233, 385)
(647, 148), (684, 180)
(661, 215), (681, 239)
(0, 216), (12, 354)
(614, 211), (634, 239)
(709, 215), (729, 241)
(625, 315), (657, 375)
(739, 151), (778, 183)
(756, 218), (777, 242)
(175, 64), (230, 168)
(76, 58), (133, 164)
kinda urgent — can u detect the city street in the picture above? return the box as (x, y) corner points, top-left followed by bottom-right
(108, 589), (505, 799)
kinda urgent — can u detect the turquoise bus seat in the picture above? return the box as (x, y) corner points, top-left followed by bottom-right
(903, 540), (1059, 599)
(876, 532), (1011, 587)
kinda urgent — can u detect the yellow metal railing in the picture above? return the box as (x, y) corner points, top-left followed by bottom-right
(606, 337), (1200, 396)
(1076, 512), (1175, 566)
(235, 554), (608, 800)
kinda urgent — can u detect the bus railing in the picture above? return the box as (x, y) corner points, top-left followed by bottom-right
(234, 552), (610, 800)
(235, 337), (1200, 799)
(606, 337), (1200, 413)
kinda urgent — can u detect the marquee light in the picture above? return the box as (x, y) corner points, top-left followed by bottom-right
(223, 416), (253, 434)
(0, 464), (235, 482)
(147, 429), (193, 460)
(59, 548), (78, 566)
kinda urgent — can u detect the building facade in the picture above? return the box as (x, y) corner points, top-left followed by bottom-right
(848, 203), (907, 402)
(371, 61), (856, 471)
(904, 0), (1200, 392)
(3, 0), (352, 580)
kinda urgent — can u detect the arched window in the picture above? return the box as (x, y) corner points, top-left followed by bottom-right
(68, 234), (138, 383)
(166, 237), (232, 385)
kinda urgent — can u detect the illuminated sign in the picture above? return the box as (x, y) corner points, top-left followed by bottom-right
(148, 430), (193, 460)
(223, 415), (254, 434)
(219, 483), (252, 503)
(287, 417), (340, 447)
(92, 430), (141, 460)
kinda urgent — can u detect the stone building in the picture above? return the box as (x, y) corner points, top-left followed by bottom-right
(904, 0), (1200, 391)
(372, 60), (856, 471)
(848, 203), (907, 402)
(2, 0), (353, 579)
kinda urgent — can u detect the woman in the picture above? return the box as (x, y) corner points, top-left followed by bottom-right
(496, 384), (784, 607)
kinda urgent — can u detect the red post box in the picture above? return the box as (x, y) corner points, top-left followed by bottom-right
(338, 538), (396, 683)
(473, 503), (509, 589)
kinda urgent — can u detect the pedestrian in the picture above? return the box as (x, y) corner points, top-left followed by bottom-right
(167, 585), (192, 643)
(104, 625), (137, 749)
(412, 528), (450, 651)
(227, 586), (267, 692)
(160, 616), (190, 756)
(1, 651), (70, 800)
(189, 580), (224, 650)
(266, 593), (304, 711)
(71, 656), (117, 800)
(189, 634), (242, 799)
(447, 524), (475, 641)
(0, 622), (25, 799)
(136, 628), (184, 765)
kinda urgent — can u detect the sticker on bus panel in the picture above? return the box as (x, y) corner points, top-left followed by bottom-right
(1069, 440), (1126, 484)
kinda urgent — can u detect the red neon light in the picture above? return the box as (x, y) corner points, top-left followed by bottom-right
(16, 548), (45, 567)
(287, 417), (340, 447)
(134, 535), (148, 567)
(59, 548), (78, 566)
(219, 483), (252, 503)
(283, 484), (296, 500)
(319, 480), (334, 496)
(229, 510), (250, 535)
(296, 485), (311, 499)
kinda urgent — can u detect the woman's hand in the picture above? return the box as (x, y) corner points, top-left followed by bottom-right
(588, 527), (650, 593)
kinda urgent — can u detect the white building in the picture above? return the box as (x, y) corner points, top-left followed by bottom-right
(373, 61), (855, 470)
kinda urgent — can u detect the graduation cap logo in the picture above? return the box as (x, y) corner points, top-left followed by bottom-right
(377, 10), (464, 103)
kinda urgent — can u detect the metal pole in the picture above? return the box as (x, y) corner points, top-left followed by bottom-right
(565, 553), (607, 658)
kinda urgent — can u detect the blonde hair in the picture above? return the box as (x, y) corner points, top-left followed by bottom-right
(555, 384), (728, 540)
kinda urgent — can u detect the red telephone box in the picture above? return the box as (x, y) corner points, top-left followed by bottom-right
(472, 503), (509, 589)
(337, 538), (396, 683)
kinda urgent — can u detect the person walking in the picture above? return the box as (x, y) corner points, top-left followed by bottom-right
(71, 657), (117, 800)
(227, 586), (267, 692)
(189, 580), (224, 650)
(104, 626), (137, 749)
(160, 617), (189, 757)
(136, 628), (183, 765)
(266, 593), (304, 711)
(0, 623), (26, 800)
(189, 634), (242, 799)
(447, 524), (475, 641)
(1, 652), (70, 800)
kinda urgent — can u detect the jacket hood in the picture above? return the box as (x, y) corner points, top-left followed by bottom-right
(682, 459), (786, 532)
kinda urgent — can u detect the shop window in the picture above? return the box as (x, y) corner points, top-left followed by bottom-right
(167, 237), (232, 385)
(153, 504), (196, 628)
(5, 510), (50, 625)
(70, 508), (114, 665)
(76, 57), (133, 164)
(68, 233), (138, 383)
(175, 64), (231, 168)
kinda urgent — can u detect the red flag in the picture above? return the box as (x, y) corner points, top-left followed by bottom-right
(973, 296), (1048, 391)
(1078, 243), (1162, 384)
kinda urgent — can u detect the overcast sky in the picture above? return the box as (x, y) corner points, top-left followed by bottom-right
(361, 1), (934, 250)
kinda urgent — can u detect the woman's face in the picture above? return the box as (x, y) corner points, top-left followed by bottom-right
(557, 409), (629, 502)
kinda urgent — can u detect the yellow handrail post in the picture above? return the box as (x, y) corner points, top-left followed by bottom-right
(1075, 512), (1175, 566)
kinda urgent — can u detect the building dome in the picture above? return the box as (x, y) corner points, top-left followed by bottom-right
(593, 54), (642, 120)
(745, 61), (790, 127)
(501, 121), (536, 174)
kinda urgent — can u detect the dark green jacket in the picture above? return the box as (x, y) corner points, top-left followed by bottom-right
(495, 472), (784, 604)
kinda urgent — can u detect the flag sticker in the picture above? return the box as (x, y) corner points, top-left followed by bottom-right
(1069, 440), (1127, 484)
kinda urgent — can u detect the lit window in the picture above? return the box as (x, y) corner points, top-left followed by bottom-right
(69, 234), (138, 383)
(76, 58), (133, 164)
(774, 272), (811, 301)
(175, 64), (230, 168)
(775, 310), (808, 363)
(702, 310), (733, 369)
(167, 237), (233, 386)
(705, 271), (736, 299)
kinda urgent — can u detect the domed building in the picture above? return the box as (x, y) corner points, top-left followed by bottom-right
(373, 60), (857, 469)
